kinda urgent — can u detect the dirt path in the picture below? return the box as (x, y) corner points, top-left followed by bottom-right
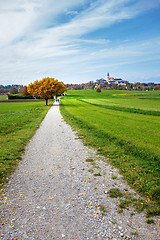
(0, 101), (160, 240)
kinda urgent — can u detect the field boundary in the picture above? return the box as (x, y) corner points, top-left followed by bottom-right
(0, 99), (50, 103)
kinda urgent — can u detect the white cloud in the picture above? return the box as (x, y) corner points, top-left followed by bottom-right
(0, 0), (160, 84)
(66, 10), (78, 15)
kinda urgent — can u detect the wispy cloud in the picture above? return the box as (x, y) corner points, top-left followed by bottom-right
(0, 0), (160, 84)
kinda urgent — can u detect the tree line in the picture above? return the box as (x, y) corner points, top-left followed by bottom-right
(66, 81), (160, 91)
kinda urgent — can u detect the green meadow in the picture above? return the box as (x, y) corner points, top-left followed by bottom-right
(0, 101), (53, 186)
(60, 90), (160, 216)
(0, 95), (8, 100)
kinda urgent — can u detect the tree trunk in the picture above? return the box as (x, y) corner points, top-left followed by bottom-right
(45, 99), (49, 105)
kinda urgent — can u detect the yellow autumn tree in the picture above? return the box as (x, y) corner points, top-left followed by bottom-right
(27, 77), (66, 105)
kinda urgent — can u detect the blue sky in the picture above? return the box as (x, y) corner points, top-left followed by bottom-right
(0, 0), (160, 85)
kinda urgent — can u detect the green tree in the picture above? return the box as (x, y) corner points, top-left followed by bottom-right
(0, 88), (5, 94)
(9, 87), (18, 94)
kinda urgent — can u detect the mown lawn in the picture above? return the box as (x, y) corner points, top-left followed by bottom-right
(60, 90), (160, 216)
(0, 101), (53, 187)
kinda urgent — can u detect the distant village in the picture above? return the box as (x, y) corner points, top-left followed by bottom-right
(0, 73), (160, 95)
(66, 73), (160, 91)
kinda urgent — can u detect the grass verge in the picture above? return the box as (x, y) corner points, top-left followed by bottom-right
(60, 100), (160, 217)
(0, 101), (53, 187)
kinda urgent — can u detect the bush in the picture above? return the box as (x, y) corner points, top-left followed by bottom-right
(96, 86), (101, 92)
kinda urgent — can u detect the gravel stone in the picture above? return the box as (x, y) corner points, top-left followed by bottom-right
(0, 101), (160, 240)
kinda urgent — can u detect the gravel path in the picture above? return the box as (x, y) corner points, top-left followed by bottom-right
(0, 101), (160, 240)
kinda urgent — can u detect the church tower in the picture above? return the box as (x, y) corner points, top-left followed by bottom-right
(107, 72), (109, 81)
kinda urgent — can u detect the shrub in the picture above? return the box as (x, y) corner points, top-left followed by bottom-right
(96, 86), (101, 92)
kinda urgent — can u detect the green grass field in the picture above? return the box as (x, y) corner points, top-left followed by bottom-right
(0, 101), (53, 187)
(0, 95), (8, 100)
(60, 90), (160, 216)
